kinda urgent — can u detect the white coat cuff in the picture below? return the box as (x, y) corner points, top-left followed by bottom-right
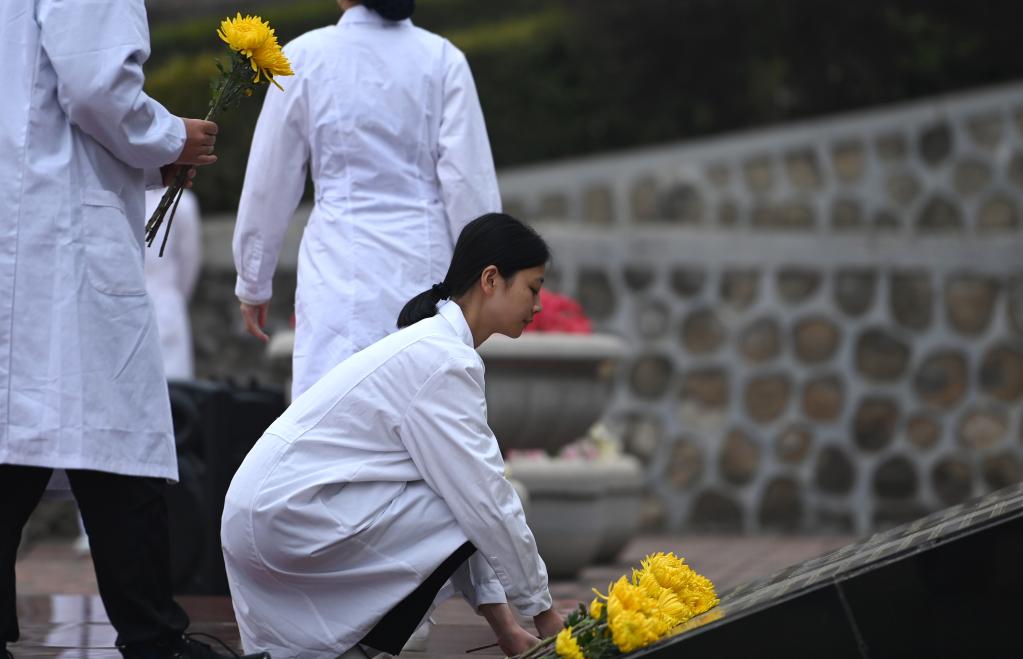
(514, 590), (554, 618)
(235, 277), (272, 305)
(468, 581), (508, 611)
(144, 167), (164, 190)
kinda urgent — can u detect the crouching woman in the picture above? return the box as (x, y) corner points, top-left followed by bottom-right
(221, 213), (563, 659)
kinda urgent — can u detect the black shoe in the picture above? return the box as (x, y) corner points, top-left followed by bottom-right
(175, 633), (270, 659)
(120, 633), (270, 659)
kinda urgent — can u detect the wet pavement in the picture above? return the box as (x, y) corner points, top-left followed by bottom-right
(12, 534), (853, 658)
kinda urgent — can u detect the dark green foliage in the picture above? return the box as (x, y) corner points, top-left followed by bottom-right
(145, 0), (1023, 212)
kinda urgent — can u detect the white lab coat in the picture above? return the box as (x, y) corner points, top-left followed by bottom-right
(232, 5), (502, 398)
(0, 0), (184, 479)
(145, 189), (202, 380)
(221, 301), (551, 659)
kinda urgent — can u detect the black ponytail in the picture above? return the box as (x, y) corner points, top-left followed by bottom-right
(397, 213), (550, 328)
(362, 0), (415, 21)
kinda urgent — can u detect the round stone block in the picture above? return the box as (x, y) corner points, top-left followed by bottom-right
(876, 133), (908, 161)
(705, 163), (732, 188)
(872, 455), (918, 499)
(681, 308), (726, 354)
(945, 275), (999, 335)
(668, 437), (704, 490)
(853, 397), (899, 451)
(784, 149), (823, 190)
(887, 172), (922, 205)
(953, 159), (992, 197)
(855, 328), (911, 381)
(777, 268), (822, 304)
(670, 267), (706, 298)
(978, 196), (1019, 232)
(831, 198), (865, 229)
(913, 350), (968, 409)
(919, 123), (953, 166)
(802, 374), (844, 421)
(831, 140), (866, 183)
(743, 373), (792, 422)
(982, 453), (1022, 490)
(890, 271), (933, 330)
(743, 156), (774, 193)
(916, 196), (963, 232)
(623, 264), (656, 291)
(739, 317), (782, 364)
(775, 423), (813, 464)
(1010, 275), (1023, 336)
(617, 412), (665, 463)
(932, 457), (973, 505)
(720, 270), (760, 310)
(966, 112), (1004, 149)
(660, 182), (704, 224)
(719, 429), (760, 485)
(690, 490), (743, 531)
(630, 176), (659, 221)
(717, 199), (740, 227)
(582, 184), (614, 225)
(537, 192), (569, 219)
(793, 316), (841, 364)
(957, 407), (1008, 450)
(576, 269), (616, 320)
(759, 477), (803, 531)
(680, 368), (730, 410)
(834, 269), (876, 316)
(629, 353), (674, 400)
(814, 446), (856, 495)
(906, 414), (942, 450)
(635, 299), (671, 340)
(979, 344), (1023, 402)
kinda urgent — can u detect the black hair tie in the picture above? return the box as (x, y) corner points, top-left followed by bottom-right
(431, 282), (451, 299)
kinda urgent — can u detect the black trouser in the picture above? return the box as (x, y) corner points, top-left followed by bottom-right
(360, 541), (476, 654)
(0, 465), (189, 649)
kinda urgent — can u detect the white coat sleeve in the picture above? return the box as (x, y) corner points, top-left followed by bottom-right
(232, 45), (309, 304)
(37, 0), (185, 170)
(436, 46), (502, 239)
(399, 357), (552, 617)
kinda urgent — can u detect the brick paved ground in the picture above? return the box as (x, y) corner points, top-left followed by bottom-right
(14, 533), (854, 658)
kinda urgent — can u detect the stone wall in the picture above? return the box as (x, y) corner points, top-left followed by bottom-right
(194, 82), (1023, 534)
(497, 82), (1023, 533)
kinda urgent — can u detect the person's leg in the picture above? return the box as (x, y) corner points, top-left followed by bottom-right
(68, 469), (190, 651)
(360, 542), (476, 654)
(0, 465), (54, 650)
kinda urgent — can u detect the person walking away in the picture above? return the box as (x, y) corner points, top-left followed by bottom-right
(233, 0), (502, 399)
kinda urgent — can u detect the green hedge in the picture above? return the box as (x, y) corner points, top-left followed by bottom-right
(145, 0), (1023, 213)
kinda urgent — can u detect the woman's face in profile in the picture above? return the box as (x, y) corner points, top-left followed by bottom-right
(490, 265), (545, 338)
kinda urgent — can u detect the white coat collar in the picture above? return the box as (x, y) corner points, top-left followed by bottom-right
(437, 300), (474, 349)
(339, 5), (412, 27)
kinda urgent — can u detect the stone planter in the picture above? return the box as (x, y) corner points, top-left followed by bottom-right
(507, 459), (606, 579)
(478, 333), (627, 455)
(591, 455), (645, 564)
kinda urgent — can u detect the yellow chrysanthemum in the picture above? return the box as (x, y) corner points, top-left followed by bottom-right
(606, 577), (661, 653)
(217, 13), (294, 89)
(589, 597), (604, 620)
(555, 627), (585, 659)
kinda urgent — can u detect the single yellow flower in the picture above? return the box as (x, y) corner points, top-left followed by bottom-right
(555, 627), (585, 659)
(218, 13), (294, 89)
(589, 597), (604, 619)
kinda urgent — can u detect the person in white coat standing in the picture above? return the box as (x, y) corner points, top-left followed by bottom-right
(232, 0), (502, 399)
(0, 3), (263, 659)
(222, 214), (564, 659)
(145, 189), (204, 380)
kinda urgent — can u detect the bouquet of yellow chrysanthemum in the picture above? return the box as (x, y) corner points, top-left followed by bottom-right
(146, 13), (294, 255)
(513, 553), (719, 659)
